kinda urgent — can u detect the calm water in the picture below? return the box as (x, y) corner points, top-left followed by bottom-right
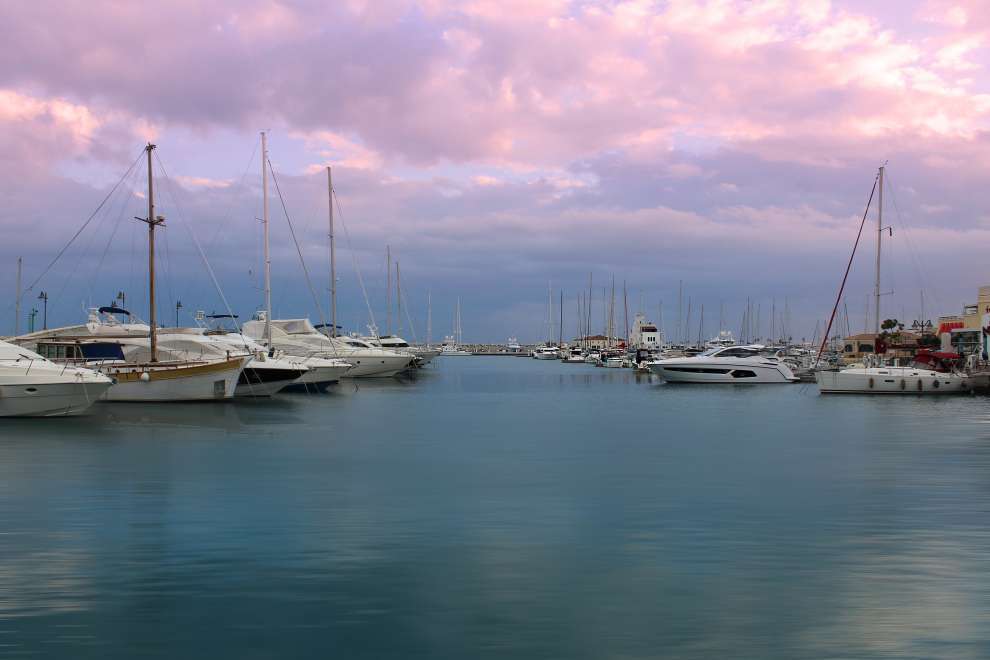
(1, 357), (989, 659)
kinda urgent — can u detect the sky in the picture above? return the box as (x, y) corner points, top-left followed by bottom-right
(2, 0), (989, 343)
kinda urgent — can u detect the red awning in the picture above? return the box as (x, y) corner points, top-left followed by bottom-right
(938, 321), (964, 334)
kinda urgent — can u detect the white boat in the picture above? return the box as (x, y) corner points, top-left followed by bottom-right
(584, 351), (601, 364)
(440, 337), (472, 356)
(439, 300), (472, 355)
(648, 345), (798, 383)
(17, 308), (249, 402)
(706, 330), (737, 348)
(816, 362), (968, 394)
(155, 325), (309, 396)
(532, 346), (560, 360)
(0, 339), (112, 417)
(604, 356), (625, 368)
(562, 347), (585, 363)
(243, 317), (412, 377)
(366, 334), (441, 367)
(813, 165), (967, 395)
(13, 144), (248, 402)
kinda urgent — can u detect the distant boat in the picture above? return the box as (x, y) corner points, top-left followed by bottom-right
(0, 338), (111, 417)
(440, 299), (471, 355)
(532, 346), (560, 360)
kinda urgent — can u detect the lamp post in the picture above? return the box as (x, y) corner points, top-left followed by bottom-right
(175, 300), (182, 327)
(37, 291), (48, 330)
(28, 308), (38, 333)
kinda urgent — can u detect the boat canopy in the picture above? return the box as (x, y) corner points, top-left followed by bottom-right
(98, 306), (131, 316)
(276, 319), (319, 335)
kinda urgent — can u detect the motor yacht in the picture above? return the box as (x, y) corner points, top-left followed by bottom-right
(532, 346), (560, 360)
(0, 339), (112, 416)
(562, 347), (585, 363)
(363, 334), (441, 367)
(648, 344), (798, 383)
(243, 317), (413, 377)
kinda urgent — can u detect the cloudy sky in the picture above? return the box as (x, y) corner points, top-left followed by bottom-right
(2, 0), (988, 342)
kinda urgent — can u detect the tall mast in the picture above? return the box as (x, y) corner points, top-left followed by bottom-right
(327, 166), (336, 337)
(137, 143), (164, 362)
(14, 256), (21, 336)
(558, 288), (563, 347)
(586, 272), (593, 345)
(261, 131), (272, 346)
(396, 260), (402, 336)
(386, 245), (392, 335)
(677, 280), (683, 344)
(623, 280), (628, 344)
(874, 165), (884, 335)
(427, 290), (432, 347)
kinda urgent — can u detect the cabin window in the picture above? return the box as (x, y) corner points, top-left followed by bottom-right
(730, 370), (757, 378)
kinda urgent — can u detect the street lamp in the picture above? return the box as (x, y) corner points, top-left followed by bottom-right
(28, 308), (38, 333)
(37, 291), (48, 330)
(176, 300), (183, 327)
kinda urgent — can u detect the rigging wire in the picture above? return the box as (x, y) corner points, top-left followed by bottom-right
(817, 170), (880, 362)
(267, 160), (339, 356)
(153, 151), (249, 349)
(15, 149), (145, 304)
(883, 169), (935, 321)
(332, 187), (379, 337)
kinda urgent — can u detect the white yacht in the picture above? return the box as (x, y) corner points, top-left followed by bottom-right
(562, 347), (585, 363)
(197, 315), (349, 393)
(363, 334), (441, 367)
(439, 334), (472, 356)
(152, 327), (309, 397)
(706, 330), (737, 349)
(648, 345), (798, 383)
(0, 339), (112, 416)
(243, 317), (412, 377)
(532, 346), (560, 360)
(16, 308), (247, 402)
(816, 352), (968, 394)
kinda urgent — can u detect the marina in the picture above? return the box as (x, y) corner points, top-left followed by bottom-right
(3, 2), (990, 657)
(2, 357), (990, 657)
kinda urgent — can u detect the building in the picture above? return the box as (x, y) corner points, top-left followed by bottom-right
(629, 313), (660, 349)
(937, 285), (990, 357)
(575, 335), (622, 350)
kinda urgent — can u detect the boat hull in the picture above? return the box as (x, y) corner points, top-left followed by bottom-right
(235, 365), (307, 397)
(97, 358), (246, 402)
(282, 360), (353, 391)
(649, 359), (797, 383)
(0, 380), (113, 417)
(816, 368), (969, 394)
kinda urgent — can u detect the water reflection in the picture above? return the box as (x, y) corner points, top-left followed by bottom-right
(1, 358), (989, 658)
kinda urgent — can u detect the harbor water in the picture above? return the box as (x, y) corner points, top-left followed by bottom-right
(1, 357), (989, 658)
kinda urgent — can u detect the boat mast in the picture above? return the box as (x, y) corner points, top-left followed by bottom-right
(327, 166), (336, 337)
(14, 256), (21, 336)
(874, 165), (884, 335)
(558, 288), (563, 347)
(386, 245), (392, 336)
(138, 143), (164, 362)
(261, 131), (272, 347)
(427, 290), (432, 347)
(396, 260), (402, 337)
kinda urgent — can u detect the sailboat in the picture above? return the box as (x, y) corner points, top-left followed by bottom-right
(533, 284), (560, 359)
(16, 144), (247, 401)
(815, 165), (969, 394)
(0, 338), (112, 416)
(440, 298), (471, 355)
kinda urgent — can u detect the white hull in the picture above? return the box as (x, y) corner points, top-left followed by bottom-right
(649, 359), (797, 383)
(440, 349), (472, 356)
(412, 348), (441, 366)
(816, 368), (969, 394)
(0, 380), (113, 417)
(533, 350), (559, 360)
(285, 359), (353, 389)
(97, 358), (246, 402)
